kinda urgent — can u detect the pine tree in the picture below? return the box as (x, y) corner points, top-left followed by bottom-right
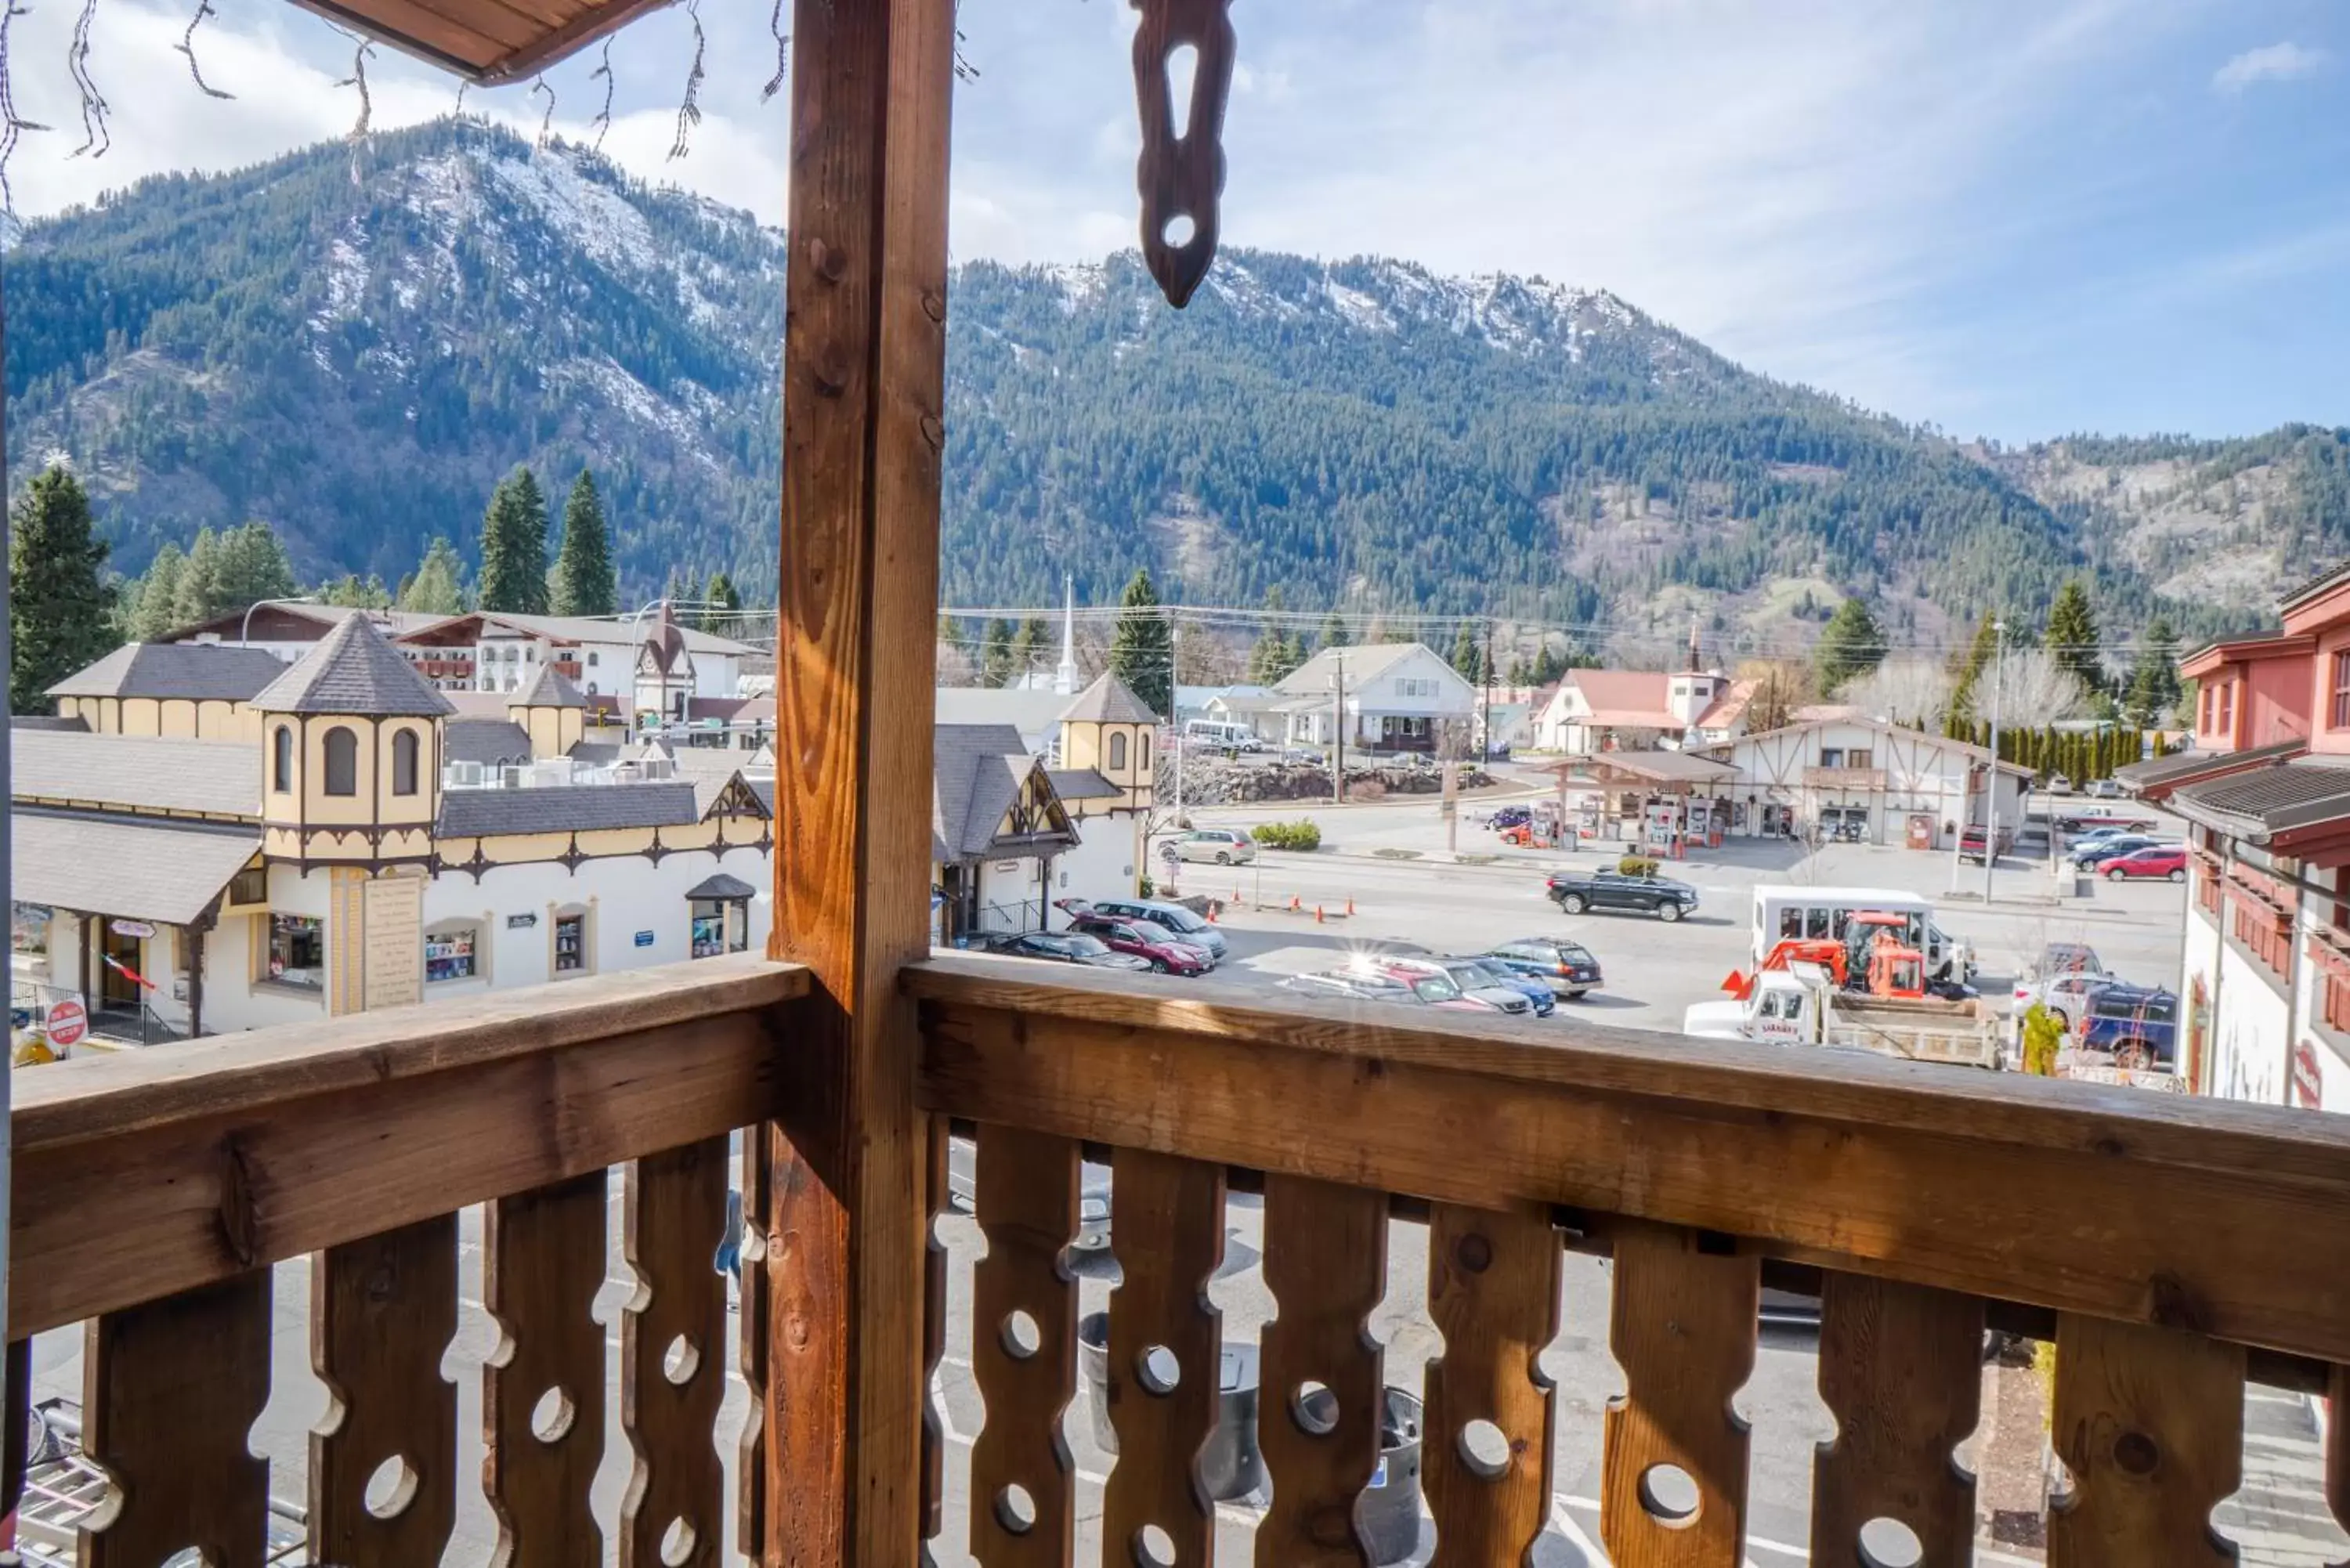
(128, 542), (188, 641)
(1450, 620), (1482, 681)
(400, 537), (468, 616)
(479, 468), (551, 614)
(2123, 616), (2183, 724)
(1007, 615), (1050, 681)
(1950, 616), (1999, 723)
(1318, 610), (1350, 651)
(318, 573), (390, 609)
(2044, 579), (2102, 697)
(551, 471), (619, 618)
(1248, 588), (1303, 685)
(1812, 597), (1888, 695)
(215, 520), (297, 611)
(10, 466), (117, 712)
(1108, 567), (1173, 717)
(173, 527), (223, 625)
(982, 617), (1018, 687)
(700, 571), (743, 636)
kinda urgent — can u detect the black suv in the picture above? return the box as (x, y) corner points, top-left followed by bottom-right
(1546, 869), (1699, 923)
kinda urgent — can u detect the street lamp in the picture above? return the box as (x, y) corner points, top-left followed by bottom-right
(240, 595), (321, 652)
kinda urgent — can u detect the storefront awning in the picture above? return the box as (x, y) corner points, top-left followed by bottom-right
(685, 873), (760, 901)
(12, 811), (259, 927)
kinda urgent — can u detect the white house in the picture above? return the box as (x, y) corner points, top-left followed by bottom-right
(1533, 667), (1753, 754)
(1694, 717), (2031, 847)
(1270, 643), (1477, 754)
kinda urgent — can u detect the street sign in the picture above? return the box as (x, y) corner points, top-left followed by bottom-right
(634, 930), (656, 948)
(45, 999), (87, 1050)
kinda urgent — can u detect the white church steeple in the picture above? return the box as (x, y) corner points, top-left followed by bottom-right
(1054, 573), (1079, 695)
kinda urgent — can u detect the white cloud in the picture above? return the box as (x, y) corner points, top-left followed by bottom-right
(2211, 41), (2328, 94)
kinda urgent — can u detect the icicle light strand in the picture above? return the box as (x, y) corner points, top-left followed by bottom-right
(175, 0), (233, 99)
(589, 38), (613, 150)
(531, 72), (554, 148)
(667, 0), (703, 160)
(758, 0), (788, 103)
(67, 0), (109, 158)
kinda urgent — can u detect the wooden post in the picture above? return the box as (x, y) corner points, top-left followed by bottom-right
(757, 0), (956, 1562)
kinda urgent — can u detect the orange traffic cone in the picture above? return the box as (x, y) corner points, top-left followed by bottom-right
(1290, 894), (1301, 912)
(1205, 905), (1218, 923)
(1315, 904), (1325, 923)
(1346, 898), (1355, 916)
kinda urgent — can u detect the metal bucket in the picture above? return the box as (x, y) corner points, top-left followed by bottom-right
(1077, 1311), (1267, 1503)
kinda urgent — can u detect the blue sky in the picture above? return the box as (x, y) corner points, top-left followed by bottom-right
(7, 0), (2345, 442)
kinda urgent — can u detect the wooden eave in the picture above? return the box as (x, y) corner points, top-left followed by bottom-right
(2178, 634), (2315, 681)
(287, 0), (670, 81)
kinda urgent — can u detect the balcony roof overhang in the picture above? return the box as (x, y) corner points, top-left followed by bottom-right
(291, 0), (671, 81)
(2178, 633), (2316, 681)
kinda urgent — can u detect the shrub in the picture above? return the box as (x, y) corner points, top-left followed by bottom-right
(1253, 819), (1322, 851)
(2021, 1003), (2063, 1076)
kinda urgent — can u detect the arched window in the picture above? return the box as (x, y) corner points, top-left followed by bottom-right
(1108, 731), (1130, 771)
(272, 726), (294, 793)
(1137, 731), (1152, 771)
(392, 730), (421, 797)
(323, 726), (359, 797)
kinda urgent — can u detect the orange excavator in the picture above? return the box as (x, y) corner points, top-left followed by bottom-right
(1722, 912), (1926, 1003)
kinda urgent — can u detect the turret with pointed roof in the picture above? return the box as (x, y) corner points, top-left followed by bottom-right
(253, 614), (449, 873)
(1057, 670), (1157, 813)
(509, 663), (588, 758)
(253, 613), (457, 718)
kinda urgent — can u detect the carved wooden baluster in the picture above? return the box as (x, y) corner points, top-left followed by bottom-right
(1102, 1147), (1226, 1567)
(2048, 1314), (2243, 1568)
(921, 1115), (951, 1547)
(1257, 1175), (1388, 1567)
(311, 1214), (460, 1567)
(970, 1125), (1081, 1565)
(484, 1169), (609, 1566)
(1424, 1202), (1560, 1567)
(1130, 0), (1236, 307)
(1601, 1222), (1758, 1568)
(4, 1339), (27, 1530)
(738, 1124), (774, 1553)
(82, 1270), (273, 1567)
(1811, 1273), (1982, 1568)
(621, 1138), (729, 1566)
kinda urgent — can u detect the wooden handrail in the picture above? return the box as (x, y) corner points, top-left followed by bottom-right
(908, 952), (2350, 1366)
(11, 955), (808, 1335)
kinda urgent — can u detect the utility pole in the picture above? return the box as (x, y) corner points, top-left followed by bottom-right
(1983, 618), (2005, 903)
(1331, 652), (1347, 805)
(1481, 617), (1495, 769)
(1170, 614), (1184, 826)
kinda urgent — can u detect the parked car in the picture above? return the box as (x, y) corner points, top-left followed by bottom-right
(2104, 845), (2188, 883)
(1363, 956), (1538, 1017)
(1958, 825), (2015, 864)
(1164, 828), (1257, 865)
(1437, 956), (1556, 1017)
(1546, 869), (1699, 923)
(2044, 774), (2075, 795)
(2070, 833), (2168, 869)
(1069, 896), (1227, 963)
(1064, 914), (1213, 975)
(1488, 804), (1534, 830)
(2056, 811), (2156, 835)
(980, 930), (1152, 971)
(2084, 779), (2124, 800)
(1281, 968), (1484, 1012)
(2077, 983), (2178, 1070)
(1480, 938), (1604, 1000)
(2016, 967), (2112, 1032)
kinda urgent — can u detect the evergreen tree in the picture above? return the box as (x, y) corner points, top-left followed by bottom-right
(1812, 597), (1888, 694)
(127, 542), (188, 641)
(700, 570), (743, 637)
(400, 537), (468, 616)
(10, 466), (116, 712)
(982, 617), (1018, 687)
(172, 527), (224, 626)
(1007, 615), (1051, 682)
(1450, 621), (1482, 681)
(1248, 588), (1305, 685)
(2122, 616), (2184, 728)
(1531, 644), (1568, 685)
(479, 467), (551, 614)
(551, 471), (619, 618)
(2044, 579), (2103, 696)
(318, 573), (391, 609)
(1108, 567), (1173, 717)
(215, 520), (298, 610)
(1318, 610), (1350, 651)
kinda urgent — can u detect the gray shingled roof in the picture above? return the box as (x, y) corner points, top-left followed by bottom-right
(2114, 739), (2302, 795)
(1047, 768), (1123, 801)
(444, 719), (537, 768)
(2171, 757), (2350, 841)
(685, 872), (759, 900)
(13, 809), (259, 925)
(13, 715), (89, 732)
(13, 731), (260, 817)
(510, 665), (587, 709)
(436, 781), (700, 838)
(1059, 671), (1159, 724)
(253, 613), (457, 718)
(47, 642), (288, 702)
(934, 723), (1079, 862)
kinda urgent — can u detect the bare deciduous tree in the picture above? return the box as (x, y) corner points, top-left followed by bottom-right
(1842, 658), (1956, 728)
(1983, 647), (2089, 723)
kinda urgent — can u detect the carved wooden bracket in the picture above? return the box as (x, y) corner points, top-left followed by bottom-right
(1130, 0), (1235, 308)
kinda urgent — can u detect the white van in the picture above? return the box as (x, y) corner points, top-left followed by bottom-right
(1749, 885), (1972, 982)
(1183, 719), (1264, 753)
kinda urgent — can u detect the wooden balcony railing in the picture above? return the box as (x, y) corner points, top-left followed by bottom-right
(5, 955), (805, 1566)
(908, 952), (2350, 1567)
(9, 948), (2350, 1565)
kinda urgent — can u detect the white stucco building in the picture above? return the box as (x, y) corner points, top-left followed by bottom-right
(1694, 717), (2031, 847)
(1270, 642), (1478, 755)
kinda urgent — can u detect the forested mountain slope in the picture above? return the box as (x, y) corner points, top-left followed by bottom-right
(6, 117), (2341, 642)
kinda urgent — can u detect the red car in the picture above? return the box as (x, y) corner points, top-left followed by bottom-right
(2104, 845), (2187, 883)
(1065, 913), (1213, 975)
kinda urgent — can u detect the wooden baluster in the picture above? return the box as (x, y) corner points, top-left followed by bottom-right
(2048, 1313), (2243, 1568)
(921, 1116), (950, 1547)
(82, 1269), (272, 1567)
(739, 1124), (774, 1554)
(1256, 1175), (1387, 1568)
(1101, 1147), (1225, 1568)
(5, 1339), (27, 1530)
(1424, 1202), (1559, 1567)
(311, 1214), (460, 1567)
(484, 1169), (609, 1566)
(621, 1138), (730, 1567)
(1601, 1222), (1757, 1568)
(970, 1125), (1081, 1566)
(1811, 1273), (1982, 1568)
(2328, 1364), (2348, 1568)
